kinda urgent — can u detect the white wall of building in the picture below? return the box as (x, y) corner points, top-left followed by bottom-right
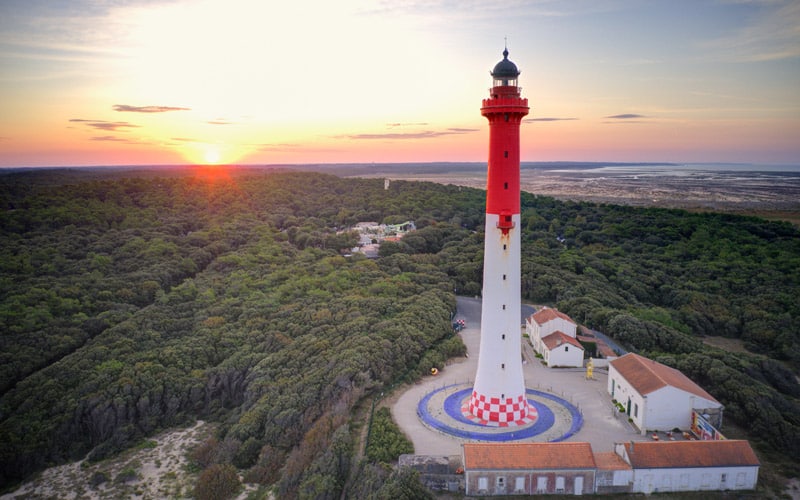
(609, 366), (722, 432)
(607, 365), (647, 429)
(642, 386), (718, 432)
(545, 342), (584, 368)
(632, 466), (758, 494)
(526, 315), (577, 354)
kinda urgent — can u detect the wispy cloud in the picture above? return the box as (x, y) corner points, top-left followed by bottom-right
(91, 135), (128, 142)
(603, 113), (650, 124)
(207, 119), (234, 125)
(525, 117), (578, 122)
(258, 143), (341, 153)
(387, 122), (429, 127)
(113, 104), (190, 113)
(341, 128), (478, 140)
(365, 0), (589, 20)
(69, 119), (138, 131)
(700, 1), (800, 62)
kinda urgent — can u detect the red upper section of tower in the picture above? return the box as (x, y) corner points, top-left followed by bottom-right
(482, 49), (529, 216)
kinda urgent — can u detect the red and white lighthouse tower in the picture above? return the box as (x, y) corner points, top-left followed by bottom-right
(468, 48), (531, 424)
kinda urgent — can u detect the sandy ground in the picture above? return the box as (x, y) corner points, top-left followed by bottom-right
(2, 421), (215, 500)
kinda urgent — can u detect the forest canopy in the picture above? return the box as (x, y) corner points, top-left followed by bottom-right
(1, 167), (798, 494)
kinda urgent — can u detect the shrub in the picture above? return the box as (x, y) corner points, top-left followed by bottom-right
(195, 464), (240, 500)
(366, 408), (413, 464)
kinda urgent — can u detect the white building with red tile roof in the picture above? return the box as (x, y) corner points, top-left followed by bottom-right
(526, 307), (577, 355)
(615, 440), (759, 494)
(541, 331), (584, 367)
(458, 440), (759, 496)
(608, 353), (723, 433)
(463, 442), (596, 495)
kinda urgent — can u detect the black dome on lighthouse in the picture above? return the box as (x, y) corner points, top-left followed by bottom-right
(491, 48), (520, 78)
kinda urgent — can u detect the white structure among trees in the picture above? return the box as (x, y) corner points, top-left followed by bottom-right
(541, 331), (584, 368)
(608, 353), (723, 433)
(527, 307), (577, 354)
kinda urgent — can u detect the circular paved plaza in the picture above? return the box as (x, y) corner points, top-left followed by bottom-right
(417, 383), (582, 442)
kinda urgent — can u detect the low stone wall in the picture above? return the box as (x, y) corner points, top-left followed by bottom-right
(399, 454), (464, 493)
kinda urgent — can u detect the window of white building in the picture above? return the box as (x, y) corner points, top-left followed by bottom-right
(536, 476), (547, 493)
(555, 476), (565, 493)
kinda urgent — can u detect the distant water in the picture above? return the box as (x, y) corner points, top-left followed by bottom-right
(547, 163), (800, 175)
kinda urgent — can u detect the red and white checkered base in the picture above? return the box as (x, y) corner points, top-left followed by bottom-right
(465, 390), (537, 427)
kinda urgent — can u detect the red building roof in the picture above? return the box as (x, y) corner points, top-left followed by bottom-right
(610, 353), (719, 403)
(464, 442), (596, 470)
(622, 440), (759, 468)
(594, 452), (632, 471)
(542, 331), (584, 351)
(530, 307), (575, 326)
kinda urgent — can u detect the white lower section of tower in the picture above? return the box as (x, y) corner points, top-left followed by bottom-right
(469, 213), (529, 423)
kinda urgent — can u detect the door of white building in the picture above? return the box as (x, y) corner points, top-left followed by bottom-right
(478, 476), (488, 493)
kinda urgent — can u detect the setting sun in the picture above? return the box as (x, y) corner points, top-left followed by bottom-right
(204, 147), (221, 165)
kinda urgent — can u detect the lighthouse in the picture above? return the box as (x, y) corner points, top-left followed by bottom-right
(468, 48), (531, 424)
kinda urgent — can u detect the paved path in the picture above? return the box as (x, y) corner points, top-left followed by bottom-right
(392, 296), (647, 456)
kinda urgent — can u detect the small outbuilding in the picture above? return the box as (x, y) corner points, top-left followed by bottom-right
(541, 331), (585, 368)
(462, 442), (596, 496)
(615, 440), (759, 494)
(608, 353), (723, 433)
(527, 307), (577, 355)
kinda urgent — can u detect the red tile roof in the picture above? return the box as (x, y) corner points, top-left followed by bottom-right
(597, 344), (617, 358)
(530, 307), (575, 326)
(542, 331), (584, 351)
(610, 353), (719, 403)
(463, 442), (596, 470)
(594, 452), (632, 471)
(623, 440), (759, 468)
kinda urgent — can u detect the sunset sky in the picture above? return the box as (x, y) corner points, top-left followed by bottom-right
(1, 0), (798, 167)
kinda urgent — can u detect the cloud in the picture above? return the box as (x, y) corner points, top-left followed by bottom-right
(113, 104), (190, 113)
(387, 122), (429, 127)
(700, 1), (800, 62)
(602, 113), (651, 124)
(207, 119), (234, 125)
(69, 119), (138, 131)
(605, 114), (646, 119)
(525, 117), (578, 122)
(90, 135), (128, 142)
(258, 143), (341, 153)
(342, 128), (478, 140)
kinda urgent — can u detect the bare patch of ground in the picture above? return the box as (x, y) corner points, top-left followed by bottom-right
(702, 336), (753, 355)
(1, 421), (228, 500)
(786, 478), (800, 500)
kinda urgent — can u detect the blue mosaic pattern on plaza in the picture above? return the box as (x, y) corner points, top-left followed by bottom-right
(418, 384), (583, 442)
